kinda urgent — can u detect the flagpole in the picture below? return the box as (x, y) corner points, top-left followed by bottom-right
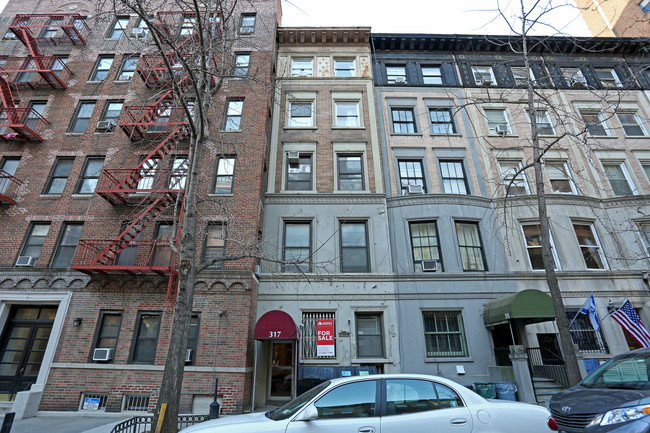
(601, 298), (627, 321)
(568, 293), (593, 329)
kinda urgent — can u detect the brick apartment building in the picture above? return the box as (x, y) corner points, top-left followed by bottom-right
(575, 0), (650, 37)
(0, 0), (279, 417)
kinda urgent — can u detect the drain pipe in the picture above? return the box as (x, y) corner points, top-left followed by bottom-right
(211, 311), (226, 417)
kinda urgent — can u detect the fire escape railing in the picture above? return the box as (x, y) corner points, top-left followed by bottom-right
(0, 170), (23, 204)
(0, 56), (72, 89)
(9, 14), (90, 46)
(0, 107), (50, 142)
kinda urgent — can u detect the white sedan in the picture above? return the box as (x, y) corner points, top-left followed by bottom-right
(181, 374), (558, 433)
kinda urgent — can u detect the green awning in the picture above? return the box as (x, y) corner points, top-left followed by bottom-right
(483, 289), (556, 327)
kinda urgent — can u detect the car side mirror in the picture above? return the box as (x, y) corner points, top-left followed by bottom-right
(295, 405), (318, 421)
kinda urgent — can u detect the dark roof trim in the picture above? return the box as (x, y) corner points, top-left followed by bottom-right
(279, 27), (372, 45)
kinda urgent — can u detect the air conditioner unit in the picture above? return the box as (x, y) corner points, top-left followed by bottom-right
(185, 349), (193, 363)
(131, 28), (146, 38)
(421, 259), (438, 272)
(394, 76), (407, 83)
(407, 184), (424, 194)
(481, 78), (494, 85)
(117, 74), (132, 81)
(287, 152), (300, 164)
(15, 255), (35, 267)
(93, 348), (114, 361)
(496, 124), (509, 135)
(569, 76), (587, 87)
(96, 120), (115, 131)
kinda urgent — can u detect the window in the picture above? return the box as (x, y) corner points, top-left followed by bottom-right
(18, 223), (50, 265)
(117, 55), (139, 81)
(0, 157), (19, 194)
(602, 161), (636, 196)
(386, 379), (464, 415)
(573, 223), (607, 269)
(41, 17), (62, 39)
(16, 58), (37, 83)
(439, 160), (469, 194)
(288, 101), (313, 127)
(150, 223), (174, 267)
(90, 56), (114, 81)
(108, 17), (129, 39)
(44, 157), (74, 194)
(315, 380), (376, 419)
(562, 67), (587, 87)
(386, 65), (406, 83)
(617, 112), (648, 136)
(641, 0), (650, 13)
(224, 99), (243, 131)
(283, 222), (311, 272)
(471, 66), (496, 85)
(422, 66), (442, 84)
(134, 18), (149, 37)
(148, 106), (171, 133)
(286, 153), (312, 191)
(51, 223), (83, 267)
(637, 222), (650, 256)
(484, 109), (510, 135)
(455, 221), (486, 271)
(522, 224), (559, 270)
(534, 110), (555, 136)
(335, 102), (360, 127)
(203, 223), (226, 270)
(429, 109), (456, 134)
(213, 156), (235, 194)
(291, 59), (313, 77)
(239, 14), (256, 34)
(546, 162), (577, 194)
(131, 312), (162, 364)
(410, 221), (441, 272)
(301, 312), (335, 359)
(25, 101), (46, 131)
(137, 158), (158, 190)
(566, 308), (608, 353)
(233, 53), (250, 77)
(51, 56), (68, 78)
(595, 68), (622, 88)
(76, 157), (104, 194)
(422, 312), (468, 357)
(498, 160), (529, 195)
(580, 111), (609, 136)
(168, 157), (187, 190)
(98, 101), (123, 130)
(340, 221), (369, 273)
(69, 101), (96, 133)
(356, 313), (383, 357)
(91, 311), (122, 362)
(398, 160), (426, 195)
(180, 16), (196, 36)
(334, 59), (355, 77)
(186, 314), (200, 364)
(391, 108), (416, 134)
(511, 66), (536, 86)
(337, 155), (364, 191)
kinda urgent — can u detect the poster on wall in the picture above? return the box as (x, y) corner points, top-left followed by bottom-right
(317, 319), (335, 357)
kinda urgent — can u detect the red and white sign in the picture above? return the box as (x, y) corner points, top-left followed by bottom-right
(316, 320), (335, 357)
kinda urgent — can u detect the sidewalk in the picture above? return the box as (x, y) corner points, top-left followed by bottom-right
(0, 412), (130, 433)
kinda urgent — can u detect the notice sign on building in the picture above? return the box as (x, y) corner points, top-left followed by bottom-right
(317, 319), (335, 356)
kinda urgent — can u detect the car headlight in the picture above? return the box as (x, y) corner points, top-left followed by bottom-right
(589, 405), (650, 427)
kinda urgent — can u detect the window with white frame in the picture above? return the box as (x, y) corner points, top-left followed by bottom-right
(224, 99), (243, 131)
(340, 221), (369, 273)
(398, 160), (426, 195)
(108, 17), (129, 39)
(521, 224), (559, 270)
(471, 66), (496, 85)
(546, 162), (577, 194)
(291, 59), (313, 77)
(334, 59), (355, 77)
(455, 221), (487, 271)
(636, 222), (650, 257)
(288, 101), (314, 127)
(439, 160), (469, 194)
(580, 110), (609, 136)
(286, 153), (313, 191)
(595, 68), (622, 88)
(422, 66), (443, 84)
(643, 163), (650, 183)
(239, 14), (256, 34)
(355, 313), (383, 357)
(422, 311), (468, 357)
(484, 109), (511, 135)
(429, 108), (456, 134)
(213, 156), (236, 194)
(337, 154), (364, 191)
(562, 67), (587, 87)
(640, 0), (650, 13)
(617, 112), (648, 136)
(410, 221), (442, 272)
(386, 65), (406, 83)
(334, 101), (361, 127)
(511, 66), (536, 86)
(301, 312), (335, 359)
(533, 110), (555, 136)
(573, 222), (607, 269)
(565, 308), (608, 354)
(602, 161), (636, 196)
(233, 53), (250, 77)
(498, 160), (529, 195)
(283, 222), (312, 273)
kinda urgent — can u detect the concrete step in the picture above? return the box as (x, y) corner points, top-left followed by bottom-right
(0, 403), (12, 416)
(533, 377), (564, 406)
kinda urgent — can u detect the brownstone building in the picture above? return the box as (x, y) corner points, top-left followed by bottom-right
(576, 0), (650, 37)
(0, 0), (279, 418)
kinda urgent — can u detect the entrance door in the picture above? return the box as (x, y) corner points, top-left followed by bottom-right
(537, 333), (563, 365)
(0, 306), (56, 401)
(268, 341), (293, 401)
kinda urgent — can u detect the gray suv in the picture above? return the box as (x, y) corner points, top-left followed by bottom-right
(549, 348), (650, 433)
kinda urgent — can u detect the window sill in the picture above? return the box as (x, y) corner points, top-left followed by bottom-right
(86, 81), (105, 84)
(334, 190), (369, 193)
(300, 358), (339, 364)
(94, 131), (115, 135)
(332, 126), (365, 130)
(352, 358), (390, 364)
(425, 356), (473, 363)
(429, 133), (462, 137)
(587, 135), (616, 139)
(487, 134), (519, 138)
(113, 80), (133, 84)
(208, 193), (234, 197)
(284, 126), (317, 130)
(71, 194), (93, 199)
(220, 129), (242, 133)
(40, 194), (62, 198)
(624, 135), (650, 139)
(390, 133), (423, 136)
(65, 133), (85, 136)
(280, 190), (317, 194)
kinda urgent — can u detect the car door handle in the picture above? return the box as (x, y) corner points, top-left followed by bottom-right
(451, 418), (468, 426)
(358, 427), (375, 433)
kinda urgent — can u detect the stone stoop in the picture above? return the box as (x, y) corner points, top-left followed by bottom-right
(0, 403), (13, 416)
(533, 377), (564, 406)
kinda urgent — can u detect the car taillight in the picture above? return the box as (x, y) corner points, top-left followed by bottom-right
(547, 416), (558, 431)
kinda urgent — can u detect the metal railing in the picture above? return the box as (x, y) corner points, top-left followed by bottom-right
(110, 414), (209, 433)
(0, 56), (72, 89)
(0, 107), (50, 141)
(494, 347), (512, 366)
(0, 170), (23, 204)
(9, 13), (90, 45)
(526, 347), (570, 389)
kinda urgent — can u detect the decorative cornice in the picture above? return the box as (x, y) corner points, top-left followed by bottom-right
(265, 193), (386, 205)
(279, 27), (371, 46)
(387, 194), (492, 208)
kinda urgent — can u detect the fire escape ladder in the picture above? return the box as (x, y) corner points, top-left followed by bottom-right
(91, 192), (178, 266)
(0, 76), (19, 124)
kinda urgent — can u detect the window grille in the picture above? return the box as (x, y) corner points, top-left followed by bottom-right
(566, 308), (608, 354)
(301, 312), (335, 359)
(79, 393), (108, 411)
(123, 394), (150, 412)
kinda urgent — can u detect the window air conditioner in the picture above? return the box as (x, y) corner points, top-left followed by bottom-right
(93, 348), (114, 361)
(421, 259), (438, 272)
(394, 76), (407, 84)
(496, 124), (509, 135)
(407, 184), (424, 194)
(287, 152), (300, 164)
(185, 349), (193, 363)
(96, 120), (115, 131)
(569, 76), (587, 87)
(15, 255), (36, 267)
(481, 78), (494, 85)
(131, 28), (146, 38)
(117, 74), (132, 81)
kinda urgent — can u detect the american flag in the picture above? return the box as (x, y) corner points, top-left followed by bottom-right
(611, 299), (650, 348)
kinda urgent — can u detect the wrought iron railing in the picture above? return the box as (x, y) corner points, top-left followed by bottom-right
(526, 347), (570, 389)
(110, 414), (209, 433)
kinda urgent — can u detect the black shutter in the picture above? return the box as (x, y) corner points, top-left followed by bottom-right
(441, 63), (459, 86)
(530, 62), (552, 88)
(457, 63), (474, 86)
(405, 62), (419, 85)
(614, 65), (639, 89)
(546, 64), (565, 88)
(494, 64), (514, 87)
(581, 66), (601, 89)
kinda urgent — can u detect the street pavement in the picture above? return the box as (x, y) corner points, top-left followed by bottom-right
(0, 412), (131, 433)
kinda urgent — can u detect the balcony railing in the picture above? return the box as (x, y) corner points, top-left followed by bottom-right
(9, 14), (90, 45)
(0, 56), (72, 89)
(71, 239), (176, 275)
(0, 170), (23, 204)
(0, 107), (49, 142)
(96, 168), (188, 205)
(119, 103), (190, 141)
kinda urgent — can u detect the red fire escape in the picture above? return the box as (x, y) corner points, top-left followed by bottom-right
(71, 12), (198, 295)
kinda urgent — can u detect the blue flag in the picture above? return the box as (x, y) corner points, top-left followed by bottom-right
(579, 294), (600, 332)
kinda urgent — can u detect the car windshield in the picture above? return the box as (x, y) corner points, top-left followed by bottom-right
(267, 381), (331, 421)
(582, 353), (650, 390)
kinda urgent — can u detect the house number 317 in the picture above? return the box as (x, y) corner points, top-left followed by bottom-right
(269, 331), (281, 338)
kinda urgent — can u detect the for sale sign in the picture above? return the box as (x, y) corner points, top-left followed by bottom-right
(316, 319), (335, 357)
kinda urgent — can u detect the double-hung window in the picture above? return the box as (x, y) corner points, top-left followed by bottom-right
(288, 101), (313, 127)
(239, 14), (256, 34)
(17, 58), (37, 83)
(471, 66), (496, 85)
(92, 311), (122, 362)
(131, 312), (162, 364)
(641, 0), (650, 13)
(398, 160), (426, 195)
(45, 157), (74, 194)
(340, 221), (369, 273)
(185, 314), (200, 364)
(291, 59), (313, 77)
(498, 160), (529, 195)
(391, 108), (416, 133)
(233, 53), (250, 77)
(422, 311), (468, 357)
(0, 157), (19, 194)
(422, 66), (442, 84)
(213, 156), (236, 194)
(484, 109), (511, 135)
(617, 112), (648, 136)
(51, 222), (83, 268)
(562, 67), (587, 87)
(636, 222), (650, 257)
(455, 221), (487, 271)
(386, 65), (406, 83)
(410, 221), (441, 272)
(18, 222), (50, 266)
(180, 16), (196, 36)
(521, 224), (559, 270)
(69, 101), (96, 133)
(335, 60), (355, 77)
(97, 101), (123, 130)
(203, 223), (226, 270)
(117, 55), (139, 81)
(580, 110), (609, 136)
(337, 155), (364, 191)
(335, 102), (360, 127)
(76, 157), (104, 194)
(595, 68), (622, 88)
(286, 153), (312, 191)
(429, 108), (456, 134)
(534, 110), (555, 136)
(511, 66), (536, 86)
(439, 160), (469, 194)
(90, 56), (113, 81)
(41, 17), (62, 39)
(133, 18), (149, 38)
(355, 313), (383, 358)
(283, 222), (311, 273)
(573, 223), (607, 269)
(547, 162), (577, 194)
(108, 17), (129, 39)
(168, 157), (188, 190)
(602, 161), (636, 196)
(224, 99), (243, 131)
